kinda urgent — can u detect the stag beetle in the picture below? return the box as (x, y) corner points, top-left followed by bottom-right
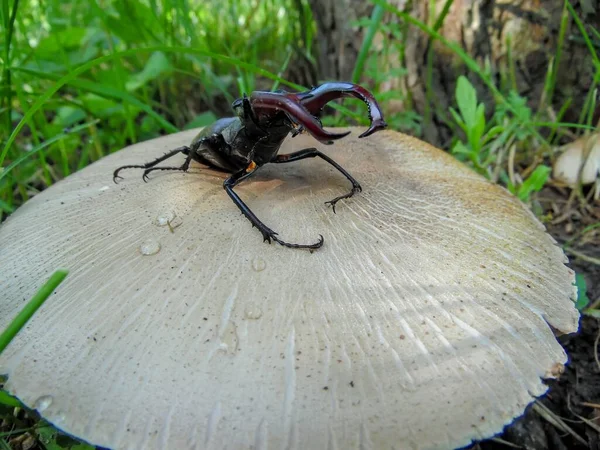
(113, 82), (387, 249)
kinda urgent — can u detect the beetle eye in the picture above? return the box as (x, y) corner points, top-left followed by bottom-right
(232, 98), (243, 109)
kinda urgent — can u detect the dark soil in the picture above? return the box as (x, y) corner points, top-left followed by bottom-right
(469, 316), (600, 450)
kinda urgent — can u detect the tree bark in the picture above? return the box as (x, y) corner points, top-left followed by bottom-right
(306, 0), (375, 81)
(307, 0), (600, 147)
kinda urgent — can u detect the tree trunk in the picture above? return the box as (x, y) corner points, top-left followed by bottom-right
(307, 0), (599, 147)
(306, 0), (375, 81)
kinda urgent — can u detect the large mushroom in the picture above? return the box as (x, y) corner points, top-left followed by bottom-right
(0, 129), (579, 449)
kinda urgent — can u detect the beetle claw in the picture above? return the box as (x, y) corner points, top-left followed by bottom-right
(241, 82), (386, 145)
(294, 82), (387, 139)
(359, 118), (388, 138)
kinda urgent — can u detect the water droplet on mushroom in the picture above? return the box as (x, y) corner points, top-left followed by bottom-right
(244, 304), (263, 320)
(140, 240), (161, 256)
(155, 211), (176, 227)
(53, 411), (66, 424)
(99, 185), (110, 192)
(220, 322), (239, 353)
(251, 257), (266, 272)
(155, 211), (183, 233)
(218, 342), (228, 352)
(34, 395), (53, 411)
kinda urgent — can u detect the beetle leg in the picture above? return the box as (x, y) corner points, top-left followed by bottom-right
(223, 162), (324, 250)
(293, 82), (387, 138)
(272, 148), (361, 213)
(113, 146), (192, 183)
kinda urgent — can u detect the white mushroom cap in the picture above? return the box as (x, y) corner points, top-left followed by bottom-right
(553, 133), (600, 186)
(0, 129), (579, 450)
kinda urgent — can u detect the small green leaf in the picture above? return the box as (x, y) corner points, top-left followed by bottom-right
(184, 112), (218, 130)
(469, 103), (486, 149)
(0, 390), (21, 407)
(67, 45), (100, 66)
(585, 309), (600, 318)
(52, 106), (87, 128)
(126, 52), (172, 91)
(449, 107), (466, 131)
(0, 199), (14, 214)
(81, 94), (121, 118)
(482, 125), (505, 144)
(72, 444), (96, 450)
(456, 76), (478, 128)
(35, 426), (61, 450)
(575, 273), (590, 310)
(34, 28), (87, 57)
(517, 165), (551, 202)
(451, 141), (473, 156)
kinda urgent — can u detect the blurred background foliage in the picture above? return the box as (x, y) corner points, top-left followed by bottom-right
(0, 0), (319, 218)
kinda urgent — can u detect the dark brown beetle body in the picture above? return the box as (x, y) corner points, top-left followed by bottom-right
(114, 82), (387, 249)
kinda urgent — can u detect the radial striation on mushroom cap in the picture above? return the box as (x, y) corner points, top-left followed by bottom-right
(0, 129), (579, 450)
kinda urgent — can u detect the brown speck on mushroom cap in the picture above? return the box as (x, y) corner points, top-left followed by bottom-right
(0, 129), (579, 449)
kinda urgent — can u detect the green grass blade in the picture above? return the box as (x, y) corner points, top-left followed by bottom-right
(1, 46), (302, 167)
(352, 5), (385, 83)
(424, 0), (455, 127)
(12, 67), (177, 133)
(0, 390), (21, 407)
(574, 273), (590, 310)
(271, 47), (293, 92)
(0, 270), (68, 355)
(585, 87), (598, 127)
(432, 0), (454, 32)
(2, 0), (20, 130)
(530, 121), (597, 131)
(566, 1), (599, 65)
(0, 120), (99, 182)
(543, 1), (568, 109)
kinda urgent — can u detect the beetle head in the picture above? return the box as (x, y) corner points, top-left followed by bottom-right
(232, 94), (269, 138)
(233, 91), (350, 144)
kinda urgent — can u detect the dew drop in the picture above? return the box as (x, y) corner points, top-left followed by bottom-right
(244, 304), (263, 320)
(140, 240), (161, 256)
(155, 211), (176, 227)
(218, 342), (228, 352)
(155, 211), (183, 232)
(251, 257), (266, 272)
(34, 395), (53, 411)
(53, 410), (66, 425)
(219, 322), (239, 354)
